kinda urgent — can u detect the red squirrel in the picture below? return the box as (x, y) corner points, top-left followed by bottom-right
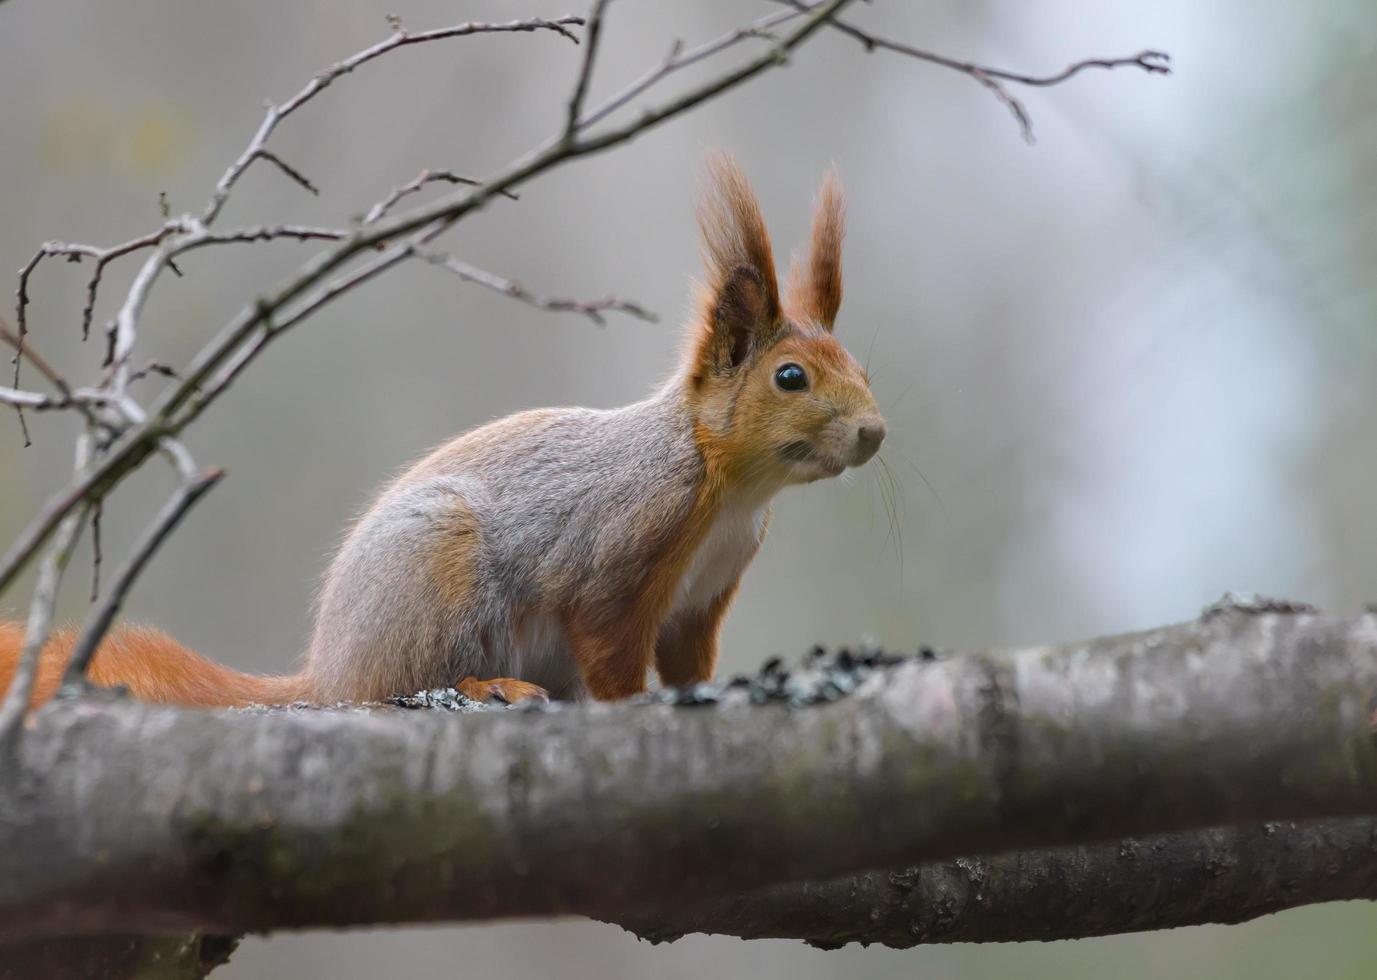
(0, 156), (885, 708)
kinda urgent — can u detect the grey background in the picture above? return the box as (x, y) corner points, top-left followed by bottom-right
(3, 0), (1376, 976)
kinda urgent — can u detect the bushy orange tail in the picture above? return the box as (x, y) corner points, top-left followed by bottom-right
(0, 621), (310, 709)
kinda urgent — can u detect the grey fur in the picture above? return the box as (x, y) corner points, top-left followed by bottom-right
(306, 383), (705, 702)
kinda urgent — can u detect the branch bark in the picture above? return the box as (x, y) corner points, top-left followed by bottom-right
(2, 605), (1375, 940)
(614, 817), (1377, 947)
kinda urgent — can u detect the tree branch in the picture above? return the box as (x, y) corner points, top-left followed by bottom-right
(2, 606), (1375, 939)
(362, 170), (519, 226)
(413, 247), (657, 325)
(564, 0), (611, 140)
(773, 0), (1170, 142)
(611, 817), (1377, 946)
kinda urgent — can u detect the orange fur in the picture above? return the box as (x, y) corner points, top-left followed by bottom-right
(457, 676), (549, 705)
(655, 571), (750, 688)
(688, 154), (786, 381)
(0, 621), (307, 709)
(429, 498), (481, 606)
(697, 152), (780, 311)
(565, 468), (730, 699)
(785, 169), (845, 329)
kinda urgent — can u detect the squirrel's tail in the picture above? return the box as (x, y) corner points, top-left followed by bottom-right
(0, 621), (310, 709)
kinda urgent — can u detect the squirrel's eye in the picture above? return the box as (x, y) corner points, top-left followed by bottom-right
(774, 363), (808, 392)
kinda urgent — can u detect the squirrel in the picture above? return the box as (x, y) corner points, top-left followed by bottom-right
(0, 156), (885, 708)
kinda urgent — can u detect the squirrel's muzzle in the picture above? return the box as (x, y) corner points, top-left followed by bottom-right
(851, 415), (886, 465)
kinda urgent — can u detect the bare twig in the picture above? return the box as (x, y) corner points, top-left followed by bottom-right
(363, 171), (518, 226)
(0, 318), (69, 396)
(127, 361), (182, 386)
(13, 237), (168, 442)
(772, 0), (1170, 142)
(0, 509), (88, 743)
(0, 384), (77, 411)
(0, 380), (123, 431)
(61, 468), (224, 688)
(577, 6), (803, 130)
(414, 247), (657, 325)
(100, 222), (349, 387)
(15, 231), (175, 357)
(1, 316), (82, 446)
(89, 500), (102, 603)
(250, 149), (320, 197)
(200, 14), (584, 226)
(195, 224), (348, 247)
(0, 437), (92, 746)
(565, 0), (611, 140)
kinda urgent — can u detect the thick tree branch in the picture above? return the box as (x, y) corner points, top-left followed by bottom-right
(0, 932), (239, 980)
(2, 606), (1375, 939)
(11, 818), (1374, 973)
(615, 817), (1377, 946)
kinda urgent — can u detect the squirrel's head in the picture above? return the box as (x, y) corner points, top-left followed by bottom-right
(683, 155), (884, 490)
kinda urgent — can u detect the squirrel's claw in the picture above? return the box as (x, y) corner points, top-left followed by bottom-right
(457, 676), (550, 706)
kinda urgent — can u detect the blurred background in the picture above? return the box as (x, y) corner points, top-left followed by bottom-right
(3, 0), (1376, 976)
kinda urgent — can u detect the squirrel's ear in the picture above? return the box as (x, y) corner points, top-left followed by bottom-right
(785, 169), (845, 331)
(691, 154), (783, 375)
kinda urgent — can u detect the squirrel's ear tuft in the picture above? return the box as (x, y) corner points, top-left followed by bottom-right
(785, 169), (845, 331)
(690, 154), (782, 376)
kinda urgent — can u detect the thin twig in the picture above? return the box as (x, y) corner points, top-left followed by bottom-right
(200, 14), (584, 226)
(0, 316), (80, 446)
(13, 237), (166, 441)
(771, 0), (1170, 142)
(62, 468), (223, 688)
(15, 231), (176, 354)
(0, 436), (92, 746)
(251, 150), (320, 196)
(127, 361), (182, 386)
(0, 383), (130, 415)
(0, 320), (69, 396)
(193, 232), (435, 409)
(100, 222), (349, 385)
(0, 507), (88, 741)
(0, 385), (71, 411)
(414, 247), (656, 325)
(89, 499), (102, 603)
(363, 171), (518, 226)
(565, 0), (611, 140)
(577, 6), (803, 130)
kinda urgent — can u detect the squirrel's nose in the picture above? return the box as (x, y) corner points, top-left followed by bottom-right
(854, 418), (886, 461)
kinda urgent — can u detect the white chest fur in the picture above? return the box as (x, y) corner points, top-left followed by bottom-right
(671, 501), (769, 616)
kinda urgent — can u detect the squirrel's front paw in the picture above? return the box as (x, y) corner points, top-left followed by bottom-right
(457, 676), (550, 706)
